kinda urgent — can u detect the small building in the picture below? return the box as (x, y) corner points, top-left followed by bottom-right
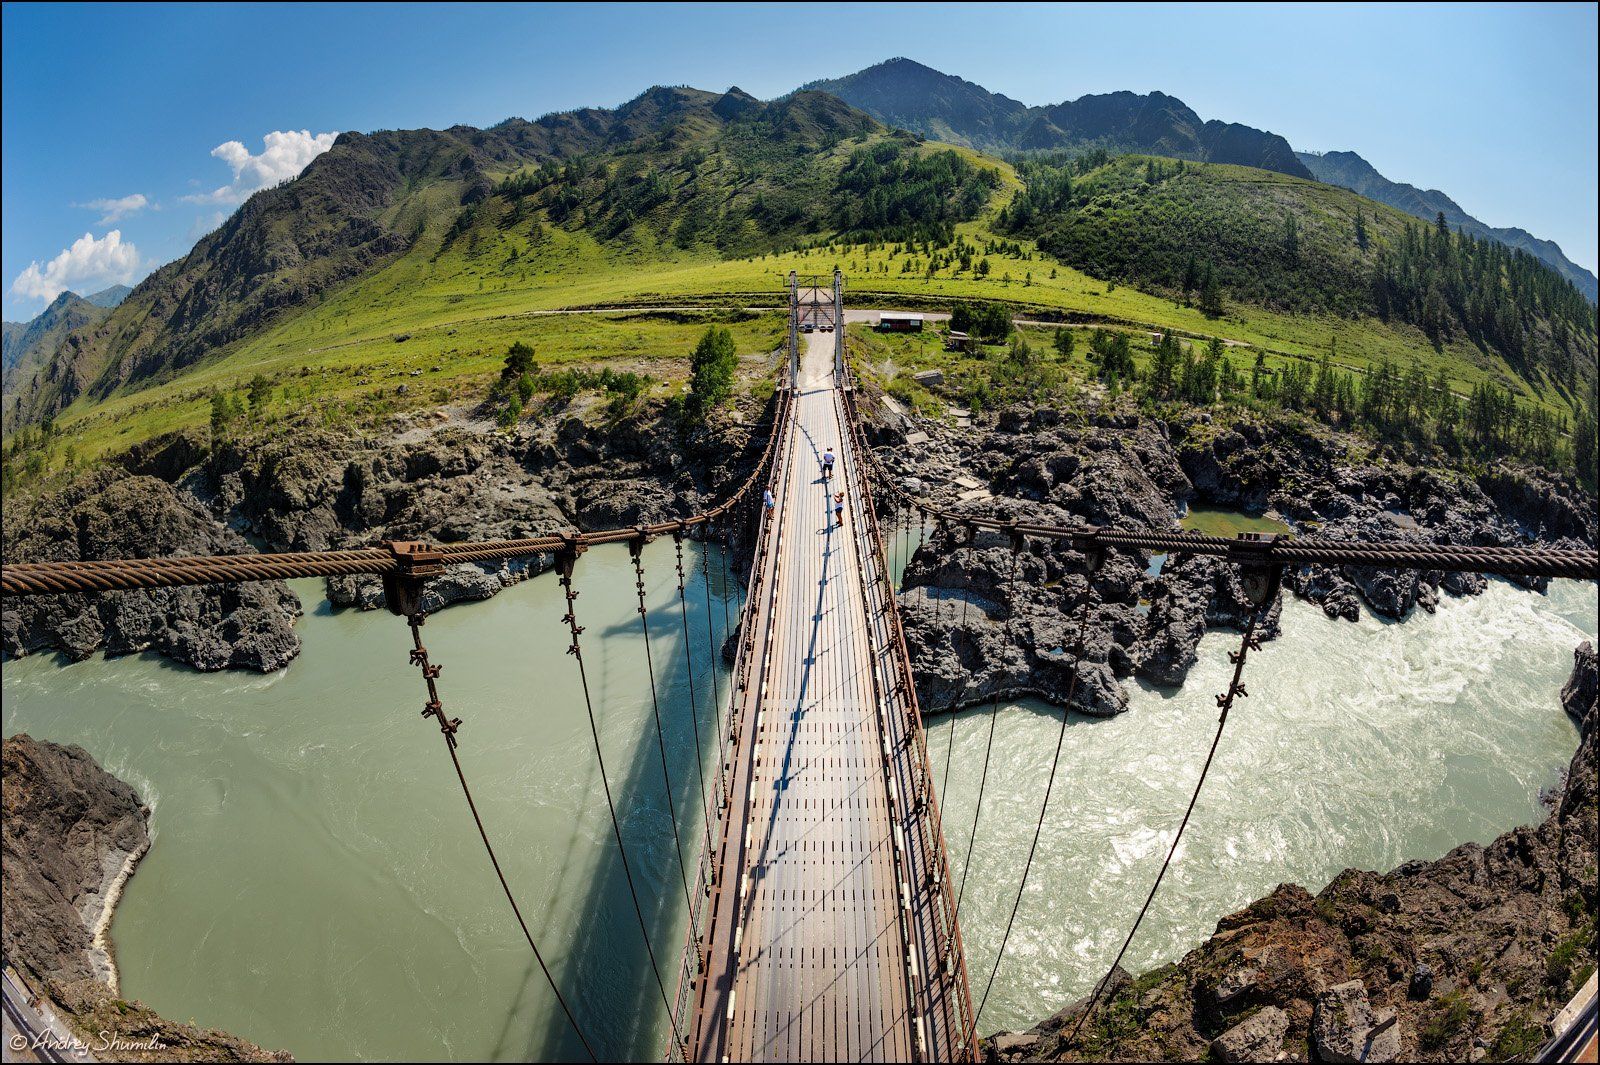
(945, 330), (974, 353)
(877, 312), (925, 333)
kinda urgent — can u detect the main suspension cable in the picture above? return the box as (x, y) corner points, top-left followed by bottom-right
(402, 612), (598, 1062)
(554, 544), (687, 1056)
(1061, 564), (1286, 1050)
(973, 543), (1102, 1028)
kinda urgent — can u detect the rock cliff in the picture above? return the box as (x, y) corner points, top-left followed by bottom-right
(1, 734), (292, 1061)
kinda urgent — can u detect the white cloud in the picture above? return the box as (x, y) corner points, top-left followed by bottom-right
(183, 129), (339, 206)
(10, 230), (141, 303)
(77, 193), (150, 225)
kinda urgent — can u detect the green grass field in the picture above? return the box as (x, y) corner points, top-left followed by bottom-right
(30, 150), (1578, 471)
(50, 309), (786, 464)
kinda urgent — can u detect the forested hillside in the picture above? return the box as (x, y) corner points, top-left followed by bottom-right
(999, 154), (1598, 402)
(1299, 150), (1599, 303)
(489, 95), (996, 255)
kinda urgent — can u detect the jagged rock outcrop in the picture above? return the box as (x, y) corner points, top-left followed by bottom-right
(883, 401), (1593, 711)
(2, 735), (148, 990)
(4, 395), (768, 670)
(987, 639), (1600, 1062)
(1174, 414), (1594, 623)
(1, 735), (291, 1061)
(1, 471), (301, 671)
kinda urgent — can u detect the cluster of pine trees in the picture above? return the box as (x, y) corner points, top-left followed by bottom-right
(833, 141), (998, 244)
(1123, 332), (1582, 474)
(949, 301), (1015, 341)
(1372, 214), (1596, 388)
(999, 154), (1598, 389)
(489, 339), (653, 426)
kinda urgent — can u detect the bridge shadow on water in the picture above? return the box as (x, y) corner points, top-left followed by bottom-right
(508, 540), (739, 1062)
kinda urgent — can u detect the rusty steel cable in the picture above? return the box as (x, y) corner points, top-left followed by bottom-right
(4, 419), (1591, 598)
(972, 545), (1103, 1029)
(1061, 564), (1287, 1052)
(953, 539), (1022, 924)
(847, 453), (1598, 582)
(402, 613), (598, 1062)
(553, 545), (687, 1057)
(694, 531), (730, 814)
(836, 380), (979, 1057)
(629, 537), (696, 920)
(2, 384), (795, 599)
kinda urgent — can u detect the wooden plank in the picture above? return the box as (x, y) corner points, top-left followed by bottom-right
(690, 326), (970, 1062)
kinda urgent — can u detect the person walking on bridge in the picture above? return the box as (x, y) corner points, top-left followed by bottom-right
(834, 491), (845, 528)
(822, 447), (836, 481)
(763, 488), (776, 512)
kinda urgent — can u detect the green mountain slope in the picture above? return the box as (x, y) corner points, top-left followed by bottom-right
(1298, 150), (1598, 303)
(17, 86), (873, 423)
(802, 58), (1313, 178)
(2, 291), (113, 399)
(6, 77), (1595, 486)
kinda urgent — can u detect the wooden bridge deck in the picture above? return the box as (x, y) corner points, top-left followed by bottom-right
(686, 327), (971, 1062)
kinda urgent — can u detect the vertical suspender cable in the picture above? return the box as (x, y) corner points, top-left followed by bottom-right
(974, 544), (1103, 1027)
(1062, 564), (1285, 1050)
(669, 531), (716, 851)
(952, 540), (1023, 921)
(939, 544), (974, 800)
(629, 538), (696, 918)
(402, 612), (598, 1062)
(696, 532), (731, 808)
(554, 545), (687, 1057)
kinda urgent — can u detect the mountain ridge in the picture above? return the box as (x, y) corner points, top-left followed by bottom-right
(800, 58), (1315, 178)
(2, 290), (114, 400)
(14, 85), (865, 423)
(1297, 149), (1598, 302)
(801, 59), (1594, 303)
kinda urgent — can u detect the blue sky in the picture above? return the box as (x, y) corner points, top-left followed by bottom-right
(3, 1), (1596, 319)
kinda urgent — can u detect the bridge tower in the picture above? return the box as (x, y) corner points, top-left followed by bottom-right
(832, 267), (845, 383)
(787, 270), (800, 385)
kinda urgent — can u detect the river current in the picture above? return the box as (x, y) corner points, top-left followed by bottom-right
(2, 538), (1593, 1060)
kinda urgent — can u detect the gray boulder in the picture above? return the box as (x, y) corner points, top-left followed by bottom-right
(1312, 980), (1402, 1063)
(1211, 1004), (1289, 1062)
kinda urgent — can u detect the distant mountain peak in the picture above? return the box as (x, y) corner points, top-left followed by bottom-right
(802, 60), (1310, 178)
(84, 284), (132, 309)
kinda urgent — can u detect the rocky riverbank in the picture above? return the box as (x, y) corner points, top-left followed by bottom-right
(876, 401), (1595, 715)
(986, 639), (1599, 1063)
(2, 396), (767, 672)
(1, 734), (291, 1061)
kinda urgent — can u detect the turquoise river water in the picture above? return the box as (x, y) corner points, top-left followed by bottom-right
(2, 537), (1594, 1060)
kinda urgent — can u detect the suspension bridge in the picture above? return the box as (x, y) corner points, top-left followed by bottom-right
(2, 271), (1596, 1064)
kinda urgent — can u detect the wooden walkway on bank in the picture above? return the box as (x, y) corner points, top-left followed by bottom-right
(684, 325), (974, 1062)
